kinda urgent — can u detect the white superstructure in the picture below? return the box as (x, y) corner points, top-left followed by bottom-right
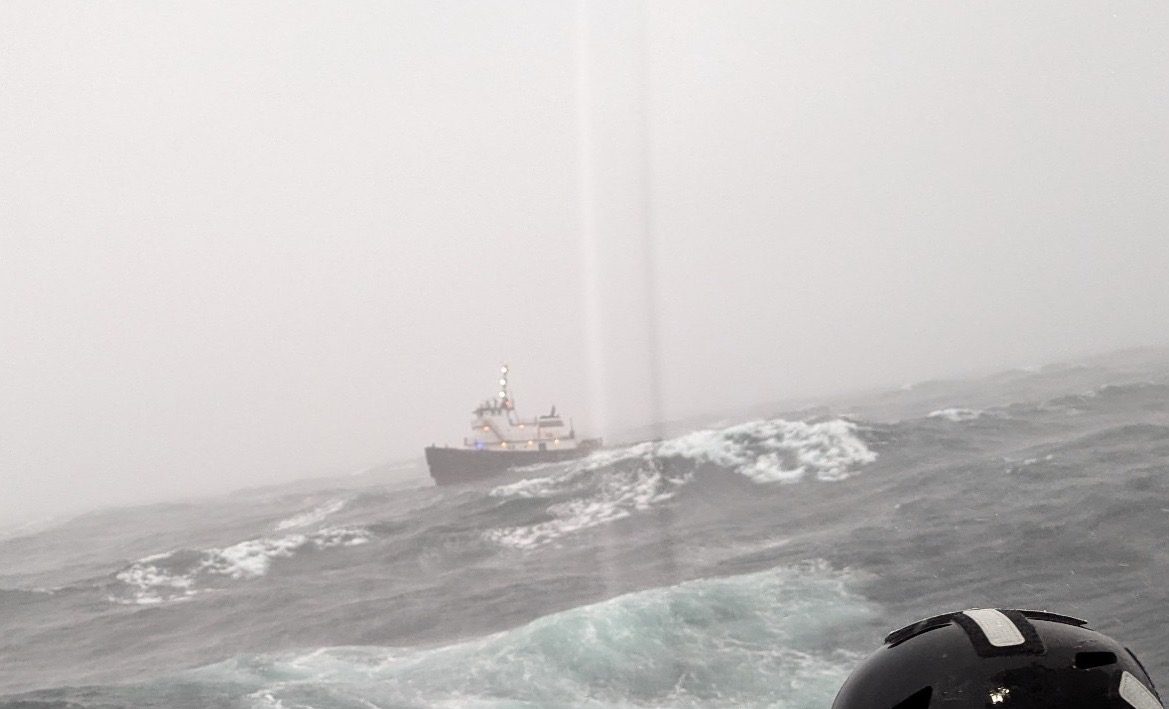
(464, 365), (583, 451)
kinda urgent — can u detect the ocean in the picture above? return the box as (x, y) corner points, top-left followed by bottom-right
(3, 350), (1169, 708)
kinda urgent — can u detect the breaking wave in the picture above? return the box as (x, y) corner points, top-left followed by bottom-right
(190, 561), (877, 709)
(111, 527), (371, 605)
(658, 418), (876, 483)
(486, 418), (876, 549)
(503, 418), (876, 491)
(486, 461), (686, 550)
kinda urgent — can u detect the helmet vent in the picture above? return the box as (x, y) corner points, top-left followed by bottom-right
(891, 687), (932, 709)
(1075, 651), (1118, 669)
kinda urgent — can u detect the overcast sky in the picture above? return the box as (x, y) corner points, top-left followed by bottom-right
(3, 1), (1168, 525)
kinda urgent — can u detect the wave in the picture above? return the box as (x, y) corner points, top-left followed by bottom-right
(0, 587), (57, 608)
(0, 513), (73, 542)
(671, 418), (875, 482)
(656, 419), (874, 483)
(926, 407), (985, 422)
(274, 499), (348, 531)
(485, 418), (876, 549)
(486, 460), (686, 550)
(504, 418), (876, 492)
(110, 527), (371, 605)
(189, 561), (878, 709)
(1004, 453), (1054, 470)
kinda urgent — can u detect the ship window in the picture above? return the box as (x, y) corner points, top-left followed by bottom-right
(539, 419), (564, 428)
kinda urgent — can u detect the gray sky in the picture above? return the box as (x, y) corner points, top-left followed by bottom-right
(3, 1), (1168, 525)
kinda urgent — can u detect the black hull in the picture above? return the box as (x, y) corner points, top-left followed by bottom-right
(425, 441), (600, 485)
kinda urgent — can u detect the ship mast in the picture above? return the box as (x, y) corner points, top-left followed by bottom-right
(498, 363), (514, 420)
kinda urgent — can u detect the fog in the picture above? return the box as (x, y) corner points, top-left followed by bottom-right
(3, 1), (1168, 525)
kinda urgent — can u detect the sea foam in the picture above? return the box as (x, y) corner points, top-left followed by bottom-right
(486, 418), (876, 548)
(192, 561), (878, 709)
(486, 461), (685, 550)
(112, 527), (370, 605)
(927, 408), (984, 422)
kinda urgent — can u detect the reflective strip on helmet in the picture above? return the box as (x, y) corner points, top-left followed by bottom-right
(1120, 671), (1163, 709)
(961, 609), (1026, 647)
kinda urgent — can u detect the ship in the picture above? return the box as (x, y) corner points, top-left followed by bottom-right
(425, 364), (602, 485)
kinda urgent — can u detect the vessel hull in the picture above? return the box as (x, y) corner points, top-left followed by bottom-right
(425, 442), (599, 485)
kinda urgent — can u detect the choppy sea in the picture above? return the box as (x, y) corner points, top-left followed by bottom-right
(3, 350), (1169, 708)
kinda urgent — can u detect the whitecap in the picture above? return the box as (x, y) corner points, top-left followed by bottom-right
(927, 408), (984, 422)
(112, 559), (199, 605)
(274, 499), (348, 531)
(1004, 454), (1055, 474)
(489, 474), (576, 499)
(112, 526), (371, 604)
(497, 418), (876, 492)
(485, 418), (876, 549)
(486, 463), (685, 549)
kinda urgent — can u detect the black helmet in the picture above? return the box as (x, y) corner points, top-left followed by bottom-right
(833, 608), (1162, 708)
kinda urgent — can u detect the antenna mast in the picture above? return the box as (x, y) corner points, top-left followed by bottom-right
(498, 364), (513, 411)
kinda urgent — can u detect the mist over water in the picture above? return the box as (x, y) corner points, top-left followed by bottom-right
(4, 0), (1169, 526)
(4, 1), (1169, 707)
(3, 350), (1169, 707)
